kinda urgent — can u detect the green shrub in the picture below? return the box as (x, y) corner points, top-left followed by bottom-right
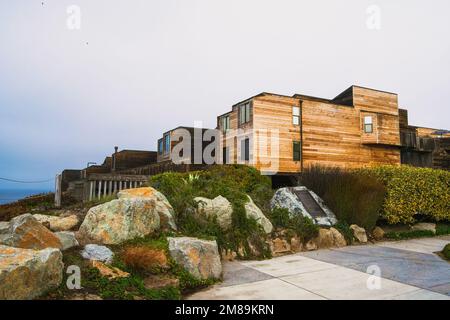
(333, 221), (354, 245)
(442, 244), (450, 260)
(268, 207), (318, 242)
(299, 166), (386, 231)
(149, 165), (272, 259)
(385, 230), (435, 240)
(359, 165), (450, 225)
(436, 224), (450, 236)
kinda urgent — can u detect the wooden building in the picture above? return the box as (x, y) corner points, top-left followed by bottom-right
(217, 86), (406, 175)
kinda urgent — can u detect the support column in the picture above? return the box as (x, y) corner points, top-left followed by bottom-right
(89, 181), (94, 201)
(108, 181), (113, 196)
(103, 180), (108, 197)
(97, 181), (102, 199)
(113, 181), (117, 194)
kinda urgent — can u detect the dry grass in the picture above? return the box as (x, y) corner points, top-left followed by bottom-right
(120, 246), (169, 273)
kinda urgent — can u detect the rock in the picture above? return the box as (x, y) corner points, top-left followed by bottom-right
(245, 196), (273, 234)
(55, 231), (79, 250)
(0, 214), (62, 250)
(290, 237), (303, 252)
(270, 187), (337, 226)
(305, 240), (317, 251)
(144, 275), (180, 290)
(0, 245), (63, 300)
(314, 228), (347, 249)
(81, 244), (114, 264)
(0, 221), (10, 233)
(315, 228), (335, 248)
(89, 260), (129, 279)
(411, 223), (436, 234)
(194, 196), (233, 230)
(350, 224), (368, 243)
(372, 226), (385, 240)
(117, 187), (177, 230)
(270, 238), (291, 256)
(78, 198), (161, 245)
(168, 237), (222, 280)
(33, 214), (79, 232)
(330, 227), (347, 247)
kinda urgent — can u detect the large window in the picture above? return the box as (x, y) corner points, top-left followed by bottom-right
(293, 106), (300, 125)
(293, 141), (301, 161)
(221, 115), (230, 132)
(364, 116), (373, 133)
(158, 139), (163, 155)
(241, 138), (250, 161)
(239, 102), (251, 125)
(164, 134), (170, 154)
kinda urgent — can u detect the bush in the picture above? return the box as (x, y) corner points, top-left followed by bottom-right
(333, 221), (354, 245)
(268, 207), (319, 242)
(149, 165), (273, 259)
(442, 244), (450, 260)
(359, 166), (450, 225)
(299, 166), (386, 231)
(385, 230), (435, 240)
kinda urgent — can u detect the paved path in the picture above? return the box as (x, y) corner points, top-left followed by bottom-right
(188, 236), (450, 300)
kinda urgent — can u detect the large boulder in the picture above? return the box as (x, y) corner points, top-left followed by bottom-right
(78, 198), (161, 245)
(270, 187), (337, 226)
(81, 244), (114, 264)
(55, 231), (79, 251)
(0, 214), (62, 250)
(350, 224), (368, 243)
(372, 226), (385, 241)
(117, 187), (177, 230)
(33, 214), (79, 232)
(168, 237), (222, 280)
(245, 196), (273, 234)
(194, 196), (233, 230)
(0, 245), (63, 300)
(314, 227), (347, 249)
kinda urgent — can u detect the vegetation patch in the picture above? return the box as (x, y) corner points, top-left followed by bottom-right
(333, 221), (354, 245)
(299, 166), (385, 231)
(149, 165), (273, 259)
(385, 230), (435, 240)
(268, 207), (319, 243)
(359, 165), (450, 225)
(442, 244), (450, 261)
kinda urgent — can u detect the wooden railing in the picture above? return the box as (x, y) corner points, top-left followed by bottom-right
(86, 174), (148, 201)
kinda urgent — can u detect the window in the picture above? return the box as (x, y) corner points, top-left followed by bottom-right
(239, 102), (251, 125)
(293, 141), (301, 161)
(158, 139), (163, 155)
(293, 106), (300, 125)
(164, 134), (170, 154)
(364, 116), (373, 133)
(222, 147), (229, 164)
(221, 115), (230, 132)
(241, 138), (250, 161)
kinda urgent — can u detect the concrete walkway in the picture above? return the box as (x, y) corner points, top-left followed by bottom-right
(188, 236), (450, 300)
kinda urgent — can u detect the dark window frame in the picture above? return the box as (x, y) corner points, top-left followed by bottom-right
(241, 138), (250, 161)
(293, 141), (301, 161)
(238, 102), (251, 126)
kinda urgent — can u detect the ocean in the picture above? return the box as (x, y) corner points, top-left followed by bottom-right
(0, 189), (52, 205)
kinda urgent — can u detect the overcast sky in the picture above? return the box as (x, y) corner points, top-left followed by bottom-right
(0, 0), (449, 190)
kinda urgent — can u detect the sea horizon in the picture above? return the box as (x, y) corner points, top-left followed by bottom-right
(0, 189), (53, 205)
